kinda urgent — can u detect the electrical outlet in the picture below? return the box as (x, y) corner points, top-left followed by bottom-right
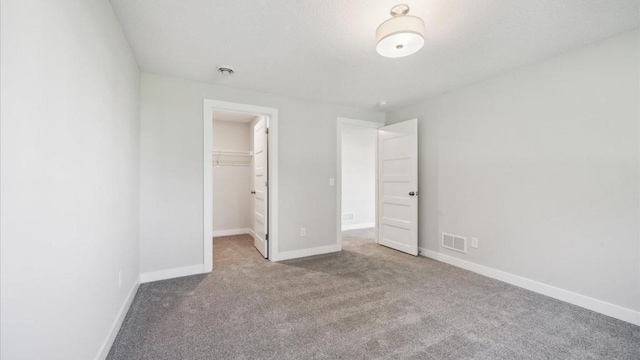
(329, 178), (335, 186)
(471, 237), (479, 249)
(118, 270), (122, 288)
(300, 227), (306, 237)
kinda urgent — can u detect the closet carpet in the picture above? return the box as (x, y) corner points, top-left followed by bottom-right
(107, 229), (639, 359)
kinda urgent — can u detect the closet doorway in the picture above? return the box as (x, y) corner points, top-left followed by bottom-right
(203, 100), (279, 271)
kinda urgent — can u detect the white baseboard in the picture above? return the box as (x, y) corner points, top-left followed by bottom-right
(95, 277), (140, 360)
(212, 228), (252, 237)
(274, 244), (340, 262)
(419, 247), (640, 326)
(341, 222), (376, 231)
(140, 264), (207, 283)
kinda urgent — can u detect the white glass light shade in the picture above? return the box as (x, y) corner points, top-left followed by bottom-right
(376, 15), (425, 58)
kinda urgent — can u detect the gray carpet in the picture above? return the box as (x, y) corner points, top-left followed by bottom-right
(108, 229), (639, 359)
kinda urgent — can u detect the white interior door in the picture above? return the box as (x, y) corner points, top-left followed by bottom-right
(253, 117), (268, 258)
(378, 119), (418, 256)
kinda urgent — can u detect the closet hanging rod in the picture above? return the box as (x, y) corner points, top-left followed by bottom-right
(212, 149), (253, 156)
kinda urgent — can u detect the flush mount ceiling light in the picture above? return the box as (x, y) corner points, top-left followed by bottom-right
(376, 4), (425, 58)
(218, 66), (235, 76)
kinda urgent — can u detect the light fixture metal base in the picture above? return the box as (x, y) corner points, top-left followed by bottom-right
(390, 4), (410, 17)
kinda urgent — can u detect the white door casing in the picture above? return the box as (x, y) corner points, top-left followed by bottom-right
(253, 117), (268, 258)
(204, 99), (278, 269)
(377, 119), (418, 256)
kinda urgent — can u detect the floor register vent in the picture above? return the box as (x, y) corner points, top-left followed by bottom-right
(442, 233), (467, 253)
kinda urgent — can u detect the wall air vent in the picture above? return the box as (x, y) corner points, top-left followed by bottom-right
(342, 212), (355, 222)
(442, 233), (467, 253)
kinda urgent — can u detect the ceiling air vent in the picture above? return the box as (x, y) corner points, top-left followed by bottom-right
(442, 233), (467, 253)
(217, 66), (235, 76)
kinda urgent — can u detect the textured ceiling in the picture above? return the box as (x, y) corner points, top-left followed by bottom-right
(111, 0), (639, 110)
(212, 109), (257, 123)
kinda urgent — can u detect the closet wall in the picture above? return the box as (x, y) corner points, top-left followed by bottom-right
(212, 120), (253, 234)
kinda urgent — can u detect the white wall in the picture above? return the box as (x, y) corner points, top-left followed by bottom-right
(341, 125), (377, 230)
(387, 30), (640, 314)
(0, 1), (141, 359)
(212, 120), (252, 232)
(139, 73), (385, 273)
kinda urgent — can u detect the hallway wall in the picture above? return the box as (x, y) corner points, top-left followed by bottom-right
(341, 125), (377, 230)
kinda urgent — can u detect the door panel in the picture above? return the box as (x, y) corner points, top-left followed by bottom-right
(378, 119), (418, 256)
(253, 117), (268, 258)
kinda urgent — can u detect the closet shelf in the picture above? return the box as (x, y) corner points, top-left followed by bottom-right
(212, 149), (252, 167)
(212, 149), (253, 156)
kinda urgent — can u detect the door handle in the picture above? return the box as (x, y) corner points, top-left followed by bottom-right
(251, 190), (256, 195)
(409, 191), (418, 196)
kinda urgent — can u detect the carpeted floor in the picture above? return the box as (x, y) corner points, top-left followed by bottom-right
(107, 229), (639, 359)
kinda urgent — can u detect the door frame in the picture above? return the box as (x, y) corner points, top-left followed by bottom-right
(336, 117), (384, 251)
(203, 99), (279, 271)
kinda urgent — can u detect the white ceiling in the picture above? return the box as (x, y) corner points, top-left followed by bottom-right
(111, 0), (639, 111)
(212, 109), (257, 123)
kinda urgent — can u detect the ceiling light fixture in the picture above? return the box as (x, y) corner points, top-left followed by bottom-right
(376, 4), (425, 58)
(218, 66), (235, 76)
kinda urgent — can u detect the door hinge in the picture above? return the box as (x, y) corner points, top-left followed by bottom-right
(265, 127), (269, 134)
(266, 234), (268, 240)
(265, 180), (268, 187)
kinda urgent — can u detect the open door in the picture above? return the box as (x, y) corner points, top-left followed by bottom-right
(253, 117), (269, 258)
(378, 119), (418, 256)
